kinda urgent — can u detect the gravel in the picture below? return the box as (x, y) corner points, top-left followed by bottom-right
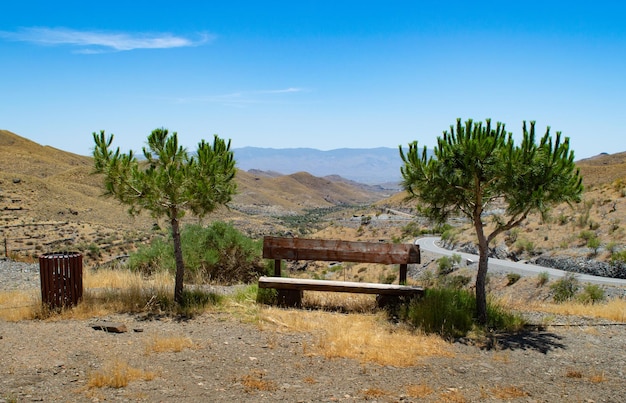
(1, 259), (626, 402)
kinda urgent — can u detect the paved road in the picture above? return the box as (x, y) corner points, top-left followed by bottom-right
(415, 236), (626, 286)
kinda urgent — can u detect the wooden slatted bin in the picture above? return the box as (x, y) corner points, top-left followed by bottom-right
(39, 252), (83, 309)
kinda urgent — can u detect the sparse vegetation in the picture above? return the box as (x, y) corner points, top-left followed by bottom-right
(506, 273), (521, 286)
(436, 254), (461, 277)
(87, 359), (156, 389)
(550, 273), (580, 303)
(129, 222), (267, 284)
(537, 271), (550, 287)
(577, 284), (605, 304)
(394, 288), (525, 339)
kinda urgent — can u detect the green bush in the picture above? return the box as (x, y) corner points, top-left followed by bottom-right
(128, 222), (266, 284)
(436, 254), (461, 277)
(577, 284), (605, 304)
(394, 288), (524, 339)
(550, 272), (579, 302)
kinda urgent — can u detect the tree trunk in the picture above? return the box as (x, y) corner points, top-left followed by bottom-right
(475, 238), (489, 325)
(170, 210), (185, 304)
(473, 205), (490, 325)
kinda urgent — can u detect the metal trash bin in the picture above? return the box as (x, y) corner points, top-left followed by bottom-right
(39, 252), (83, 309)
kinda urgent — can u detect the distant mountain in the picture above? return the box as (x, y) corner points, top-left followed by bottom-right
(233, 147), (404, 185)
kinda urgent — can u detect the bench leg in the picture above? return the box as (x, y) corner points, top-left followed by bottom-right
(277, 289), (303, 308)
(399, 264), (407, 285)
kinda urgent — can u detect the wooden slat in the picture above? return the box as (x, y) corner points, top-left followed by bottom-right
(258, 276), (423, 296)
(262, 236), (420, 264)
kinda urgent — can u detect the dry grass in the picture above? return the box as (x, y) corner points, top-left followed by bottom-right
(87, 359), (157, 389)
(0, 268), (176, 321)
(302, 291), (377, 313)
(259, 308), (453, 366)
(361, 387), (390, 399)
(438, 389), (467, 402)
(566, 368), (607, 383)
(145, 335), (196, 354)
(501, 297), (626, 323)
(240, 369), (277, 392)
(490, 385), (529, 399)
(406, 383), (434, 398)
(0, 289), (39, 321)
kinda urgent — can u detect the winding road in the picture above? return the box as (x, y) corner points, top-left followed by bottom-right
(415, 236), (626, 286)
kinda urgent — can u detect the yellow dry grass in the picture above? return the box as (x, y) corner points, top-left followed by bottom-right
(500, 296), (626, 323)
(145, 335), (196, 354)
(259, 307), (453, 366)
(0, 289), (39, 321)
(0, 268), (176, 321)
(87, 358), (157, 389)
(406, 384), (434, 398)
(490, 385), (529, 399)
(240, 369), (277, 392)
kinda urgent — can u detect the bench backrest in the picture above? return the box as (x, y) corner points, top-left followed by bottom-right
(263, 236), (420, 265)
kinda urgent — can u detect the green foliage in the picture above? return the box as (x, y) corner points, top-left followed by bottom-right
(399, 118), (583, 325)
(536, 271), (550, 287)
(395, 288), (524, 339)
(436, 254), (461, 277)
(129, 222), (266, 284)
(440, 227), (457, 243)
(93, 129), (236, 221)
(579, 230), (600, 254)
(256, 287), (278, 305)
(177, 289), (222, 318)
(506, 273), (521, 286)
(438, 274), (471, 290)
(93, 128), (237, 303)
(577, 284), (605, 304)
(514, 238), (535, 254)
(611, 249), (626, 264)
(550, 273), (579, 302)
(401, 221), (428, 238)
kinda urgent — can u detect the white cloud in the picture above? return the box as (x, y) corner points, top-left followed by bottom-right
(0, 27), (214, 52)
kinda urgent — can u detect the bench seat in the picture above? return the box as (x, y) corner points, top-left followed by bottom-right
(258, 276), (424, 307)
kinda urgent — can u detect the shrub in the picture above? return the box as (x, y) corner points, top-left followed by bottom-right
(550, 273), (579, 303)
(129, 222), (266, 284)
(401, 222), (424, 238)
(394, 288), (524, 339)
(438, 274), (471, 290)
(506, 273), (521, 286)
(436, 254), (461, 277)
(577, 284), (605, 304)
(514, 238), (535, 254)
(536, 271), (550, 287)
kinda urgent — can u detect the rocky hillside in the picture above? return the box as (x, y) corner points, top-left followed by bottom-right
(0, 130), (391, 265)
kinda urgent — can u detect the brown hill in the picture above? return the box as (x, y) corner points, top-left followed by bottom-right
(0, 130), (386, 265)
(576, 152), (626, 188)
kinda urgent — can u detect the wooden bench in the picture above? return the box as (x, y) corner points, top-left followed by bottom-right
(260, 236), (423, 307)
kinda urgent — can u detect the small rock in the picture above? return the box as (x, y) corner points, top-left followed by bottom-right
(91, 322), (128, 333)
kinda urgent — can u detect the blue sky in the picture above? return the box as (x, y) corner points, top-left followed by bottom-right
(1, 1), (625, 159)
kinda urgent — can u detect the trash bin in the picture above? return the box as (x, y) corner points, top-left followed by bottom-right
(39, 252), (83, 309)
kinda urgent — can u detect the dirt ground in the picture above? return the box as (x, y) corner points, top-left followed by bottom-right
(1, 308), (625, 403)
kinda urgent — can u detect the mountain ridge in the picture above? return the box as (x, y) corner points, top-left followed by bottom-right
(233, 146), (405, 185)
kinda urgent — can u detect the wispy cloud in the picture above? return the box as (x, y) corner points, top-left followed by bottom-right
(0, 27), (213, 52)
